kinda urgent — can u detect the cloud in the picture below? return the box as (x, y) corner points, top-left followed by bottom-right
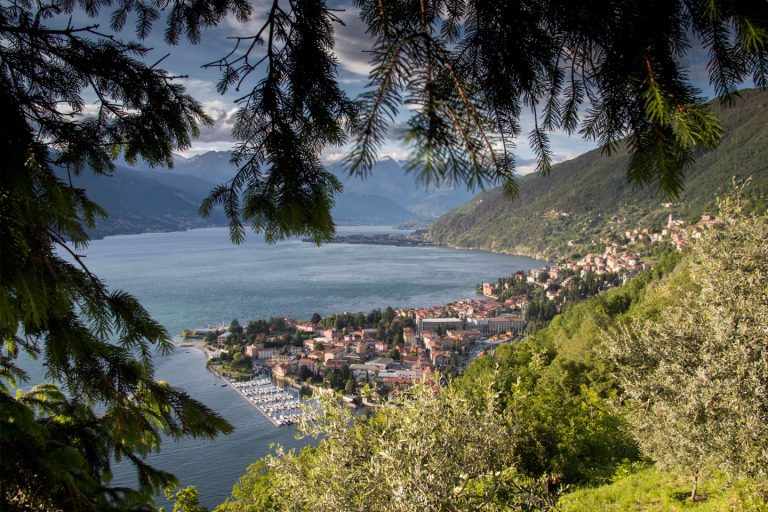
(320, 138), (410, 164)
(333, 6), (374, 78)
(215, 2), (374, 81)
(178, 77), (222, 102)
(220, 0), (274, 36)
(56, 102), (102, 117)
(192, 100), (239, 144)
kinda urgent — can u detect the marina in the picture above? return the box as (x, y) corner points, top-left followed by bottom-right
(227, 377), (310, 427)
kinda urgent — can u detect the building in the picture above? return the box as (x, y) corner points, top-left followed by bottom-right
(298, 358), (318, 375)
(352, 341), (370, 354)
(446, 329), (482, 347)
(324, 347), (346, 362)
(245, 344), (264, 358)
(309, 336), (333, 349)
(349, 363), (379, 379)
(482, 282), (498, 298)
(256, 347), (279, 360)
(418, 317), (464, 333)
(296, 322), (316, 333)
(403, 327), (417, 345)
(273, 363), (291, 380)
(307, 350), (324, 360)
(431, 351), (451, 367)
(270, 354), (293, 365)
(378, 369), (423, 386)
(487, 314), (525, 334)
(325, 359), (350, 370)
(369, 357), (394, 371)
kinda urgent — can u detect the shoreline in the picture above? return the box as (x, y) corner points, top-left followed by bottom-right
(175, 339), (211, 356)
(91, 224), (546, 261)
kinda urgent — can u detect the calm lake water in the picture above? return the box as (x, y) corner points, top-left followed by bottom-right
(22, 226), (545, 507)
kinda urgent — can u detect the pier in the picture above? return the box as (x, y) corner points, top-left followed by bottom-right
(227, 377), (312, 427)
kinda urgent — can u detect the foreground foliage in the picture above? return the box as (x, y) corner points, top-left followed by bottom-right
(218, 383), (557, 512)
(0, 1), (241, 509)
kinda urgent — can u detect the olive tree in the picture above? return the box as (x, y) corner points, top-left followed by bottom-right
(259, 381), (556, 511)
(606, 194), (768, 500)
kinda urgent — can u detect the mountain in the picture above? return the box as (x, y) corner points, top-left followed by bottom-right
(58, 165), (228, 239)
(152, 153), (477, 219)
(131, 153), (422, 226)
(333, 192), (418, 225)
(427, 89), (768, 259)
(68, 154), (428, 238)
(114, 153), (473, 231)
(124, 151), (238, 186)
(328, 158), (477, 218)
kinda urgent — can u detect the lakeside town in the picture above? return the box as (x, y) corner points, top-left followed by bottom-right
(181, 211), (722, 421)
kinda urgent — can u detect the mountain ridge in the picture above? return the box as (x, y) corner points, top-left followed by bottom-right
(428, 89), (768, 260)
(76, 151), (479, 237)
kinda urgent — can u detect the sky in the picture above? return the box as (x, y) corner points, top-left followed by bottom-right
(67, 2), (716, 174)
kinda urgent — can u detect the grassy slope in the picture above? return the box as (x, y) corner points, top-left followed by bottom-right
(560, 468), (766, 512)
(428, 89), (768, 259)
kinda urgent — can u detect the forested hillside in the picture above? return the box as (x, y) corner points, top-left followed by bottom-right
(428, 89), (768, 259)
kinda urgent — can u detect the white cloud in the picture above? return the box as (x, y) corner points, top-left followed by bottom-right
(178, 77), (221, 102)
(220, 0), (273, 36)
(320, 138), (410, 164)
(191, 100), (239, 144)
(56, 102), (102, 117)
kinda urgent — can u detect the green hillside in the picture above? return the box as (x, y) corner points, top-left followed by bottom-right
(428, 89), (768, 259)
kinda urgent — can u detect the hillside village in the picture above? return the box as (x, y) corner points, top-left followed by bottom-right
(184, 210), (723, 403)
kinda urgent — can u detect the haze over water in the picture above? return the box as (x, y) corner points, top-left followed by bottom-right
(33, 226), (545, 507)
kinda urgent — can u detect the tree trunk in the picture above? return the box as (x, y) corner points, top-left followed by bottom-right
(690, 472), (699, 502)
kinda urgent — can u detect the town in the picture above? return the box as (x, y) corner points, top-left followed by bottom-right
(181, 211), (722, 416)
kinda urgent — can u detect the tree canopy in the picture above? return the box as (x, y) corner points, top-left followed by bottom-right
(0, 1), (243, 509)
(2, 0), (768, 509)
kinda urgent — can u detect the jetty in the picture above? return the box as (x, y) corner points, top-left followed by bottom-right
(227, 377), (312, 427)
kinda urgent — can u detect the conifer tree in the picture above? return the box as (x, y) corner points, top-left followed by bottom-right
(0, 1), (249, 509)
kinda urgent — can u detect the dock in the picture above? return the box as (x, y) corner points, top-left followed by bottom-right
(226, 377), (312, 427)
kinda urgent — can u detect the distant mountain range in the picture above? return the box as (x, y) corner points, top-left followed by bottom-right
(56, 163), (228, 239)
(326, 158), (477, 220)
(428, 89), (768, 259)
(72, 152), (476, 238)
